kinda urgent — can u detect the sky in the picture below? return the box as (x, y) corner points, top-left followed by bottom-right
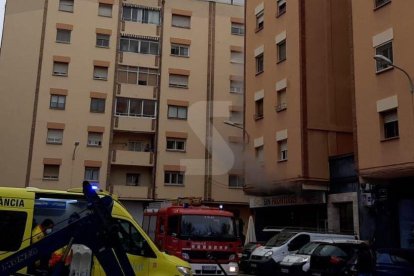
(0, 0), (5, 44)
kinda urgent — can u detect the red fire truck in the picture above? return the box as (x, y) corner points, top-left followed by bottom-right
(142, 198), (241, 275)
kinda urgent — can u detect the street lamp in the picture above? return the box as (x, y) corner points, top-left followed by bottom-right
(223, 120), (250, 143)
(373, 54), (414, 93)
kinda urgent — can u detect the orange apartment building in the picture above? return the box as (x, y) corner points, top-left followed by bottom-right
(0, 0), (249, 225)
(244, 0), (356, 236)
(352, 0), (414, 248)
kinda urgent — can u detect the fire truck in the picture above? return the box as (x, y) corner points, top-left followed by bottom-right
(142, 198), (242, 275)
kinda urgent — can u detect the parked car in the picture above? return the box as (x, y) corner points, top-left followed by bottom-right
(249, 229), (355, 275)
(279, 241), (323, 276)
(239, 227), (282, 273)
(375, 248), (414, 276)
(309, 240), (374, 276)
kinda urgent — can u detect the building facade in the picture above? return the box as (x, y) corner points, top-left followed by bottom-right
(0, 0), (249, 225)
(244, 0), (355, 233)
(351, 0), (414, 248)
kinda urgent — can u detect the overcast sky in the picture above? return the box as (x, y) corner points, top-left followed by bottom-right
(0, 0), (5, 45)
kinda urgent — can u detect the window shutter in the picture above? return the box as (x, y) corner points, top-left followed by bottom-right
(384, 112), (397, 123)
(172, 15), (191, 28)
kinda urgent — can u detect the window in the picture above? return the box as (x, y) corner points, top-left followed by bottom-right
(128, 141), (147, 152)
(43, 165), (60, 180)
(277, 40), (286, 62)
(53, 62), (68, 76)
(166, 138), (186, 152)
(230, 80), (243, 94)
(169, 74), (189, 88)
(118, 65), (159, 86)
(230, 111), (242, 124)
(93, 66), (108, 80)
(0, 211), (27, 251)
(59, 0), (74, 12)
(375, 0), (391, 9)
(382, 109), (399, 139)
(115, 97), (157, 118)
(122, 6), (160, 25)
(168, 105), (188, 120)
(90, 98), (105, 113)
(98, 3), (112, 17)
(120, 36), (159, 55)
(231, 23), (244, 35)
(229, 175), (244, 188)
(126, 173), (140, 186)
(164, 171), (184, 185)
(277, 0), (286, 16)
(256, 10), (264, 30)
(87, 132), (103, 147)
(47, 129), (63, 144)
(376, 41), (393, 72)
(96, 34), (110, 48)
(56, 29), (71, 43)
(338, 202), (354, 233)
(255, 146), (264, 162)
(231, 51), (243, 64)
(172, 14), (191, 28)
(256, 54), (264, 74)
(255, 98), (264, 119)
(171, 44), (189, 57)
(278, 139), (288, 161)
(116, 219), (155, 257)
(85, 167), (99, 181)
(50, 95), (66, 110)
(276, 89), (287, 111)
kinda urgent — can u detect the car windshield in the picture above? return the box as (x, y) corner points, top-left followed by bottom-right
(297, 242), (320, 255)
(265, 232), (297, 247)
(180, 215), (237, 241)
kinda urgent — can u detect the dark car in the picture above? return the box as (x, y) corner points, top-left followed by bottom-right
(279, 241), (323, 276)
(375, 248), (414, 276)
(309, 240), (374, 276)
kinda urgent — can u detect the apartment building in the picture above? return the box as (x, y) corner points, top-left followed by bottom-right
(244, 0), (355, 234)
(351, 0), (414, 248)
(0, 0), (248, 224)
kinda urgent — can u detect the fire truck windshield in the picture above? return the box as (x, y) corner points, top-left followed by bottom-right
(180, 215), (237, 241)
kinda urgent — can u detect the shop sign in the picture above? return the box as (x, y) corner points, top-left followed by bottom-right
(249, 192), (325, 208)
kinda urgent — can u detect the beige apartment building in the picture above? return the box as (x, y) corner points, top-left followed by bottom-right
(244, 0), (355, 235)
(351, 0), (414, 248)
(0, 0), (249, 224)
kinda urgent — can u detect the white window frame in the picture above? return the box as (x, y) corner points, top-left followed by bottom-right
(164, 171), (185, 185)
(168, 105), (188, 120)
(231, 22), (244, 36)
(93, 66), (108, 80)
(47, 129), (63, 144)
(120, 37), (159, 55)
(50, 94), (66, 110)
(122, 6), (160, 25)
(230, 80), (243, 94)
(43, 165), (60, 181)
(382, 109), (399, 139)
(128, 141), (147, 152)
(277, 39), (287, 62)
(169, 74), (189, 88)
(115, 97), (157, 118)
(171, 44), (190, 57)
(166, 138), (186, 152)
(56, 29), (71, 43)
(117, 65), (159, 86)
(229, 175), (244, 188)
(256, 54), (264, 74)
(172, 14), (191, 29)
(96, 34), (110, 48)
(85, 167), (100, 182)
(255, 98), (264, 119)
(87, 132), (103, 147)
(98, 3), (112, 17)
(53, 62), (68, 76)
(276, 89), (287, 112)
(59, 0), (74, 12)
(375, 41), (393, 72)
(126, 173), (140, 186)
(256, 10), (264, 30)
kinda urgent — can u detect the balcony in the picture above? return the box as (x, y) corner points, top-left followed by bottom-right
(119, 51), (158, 68)
(111, 150), (154, 167)
(123, 21), (159, 38)
(118, 83), (156, 100)
(114, 116), (155, 133)
(112, 184), (149, 199)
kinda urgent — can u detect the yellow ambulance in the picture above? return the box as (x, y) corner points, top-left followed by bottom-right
(0, 186), (192, 275)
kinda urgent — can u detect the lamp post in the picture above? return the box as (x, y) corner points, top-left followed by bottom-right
(223, 120), (250, 143)
(373, 55), (414, 93)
